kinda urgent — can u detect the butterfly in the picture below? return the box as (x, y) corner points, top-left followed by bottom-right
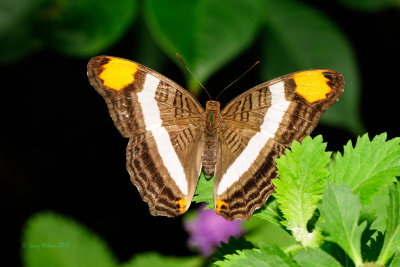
(87, 56), (344, 221)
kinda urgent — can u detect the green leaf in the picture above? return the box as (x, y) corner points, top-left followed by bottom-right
(38, 0), (137, 56)
(252, 197), (285, 227)
(370, 186), (390, 233)
(131, 21), (169, 71)
(0, 0), (47, 64)
(389, 250), (400, 267)
(214, 245), (297, 267)
(22, 212), (117, 267)
(243, 217), (296, 248)
(377, 182), (400, 265)
(144, 0), (263, 94)
(261, 0), (362, 134)
(359, 205), (385, 262)
(192, 172), (214, 210)
(329, 133), (400, 205)
(273, 135), (330, 247)
(213, 236), (255, 262)
(362, 230), (384, 263)
(320, 241), (353, 267)
(122, 252), (203, 267)
(318, 183), (366, 266)
(294, 248), (342, 267)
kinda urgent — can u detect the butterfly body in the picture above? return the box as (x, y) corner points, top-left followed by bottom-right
(88, 56), (344, 221)
(202, 100), (221, 178)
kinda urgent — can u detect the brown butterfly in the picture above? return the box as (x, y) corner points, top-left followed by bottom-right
(87, 56), (344, 220)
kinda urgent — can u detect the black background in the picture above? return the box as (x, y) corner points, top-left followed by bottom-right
(2, 1), (400, 266)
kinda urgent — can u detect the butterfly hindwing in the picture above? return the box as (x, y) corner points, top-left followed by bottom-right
(88, 56), (204, 217)
(215, 70), (344, 220)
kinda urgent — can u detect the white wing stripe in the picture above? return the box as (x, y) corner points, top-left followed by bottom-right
(217, 82), (290, 195)
(137, 75), (188, 195)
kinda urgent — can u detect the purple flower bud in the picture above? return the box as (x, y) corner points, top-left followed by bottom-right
(184, 204), (244, 257)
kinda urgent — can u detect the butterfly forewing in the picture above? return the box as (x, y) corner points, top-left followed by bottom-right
(214, 70), (344, 220)
(88, 56), (204, 217)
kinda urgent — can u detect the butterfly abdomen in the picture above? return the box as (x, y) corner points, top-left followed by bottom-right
(202, 101), (221, 178)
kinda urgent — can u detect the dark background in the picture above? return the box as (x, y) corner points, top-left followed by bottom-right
(1, 1), (399, 266)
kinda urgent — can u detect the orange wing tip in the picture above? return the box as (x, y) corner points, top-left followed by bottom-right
(216, 199), (229, 214)
(99, 57), (138, 91)
(293, 70), (332, 103)
(175, 198), (188, 214)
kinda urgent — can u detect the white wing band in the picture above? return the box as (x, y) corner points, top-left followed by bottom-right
(137, 74), (188, 195)
(217, 82), (290, 195)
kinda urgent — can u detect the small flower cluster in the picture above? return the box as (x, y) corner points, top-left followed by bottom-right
(184, 204), (244, 257)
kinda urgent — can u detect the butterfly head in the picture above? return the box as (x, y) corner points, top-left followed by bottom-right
(205, 100), (220, 110)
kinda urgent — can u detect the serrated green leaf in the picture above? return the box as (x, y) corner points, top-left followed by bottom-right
(22, 212), (117, 267)
(359, 205), (385, 262)
(329, 133), (400, 205)
(389, 250), (400, 267)
(273, 135), (330, 247)
(252, 197), (284, 227)
(214, 245), (297, 267)
(294, 248), (342, 267)
(370, 186), (390, 233)
(212, 236), (255, 262)
(38, 0), (137, 56)
(243, 217), (296, 248)
(144, 0), (263, 94)
(261, 0), (362, 134)
(377, 182), (400, 265)
(320, 241), (353, 267)
(193, 172), (214, 210)
(362, 230), (384, 263)
(318, 183), (366, 266)
(122, 252), (203, 267)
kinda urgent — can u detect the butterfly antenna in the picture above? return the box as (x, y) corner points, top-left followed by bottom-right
(215, 61), (260, 100)
(176, 53), (212, 99)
